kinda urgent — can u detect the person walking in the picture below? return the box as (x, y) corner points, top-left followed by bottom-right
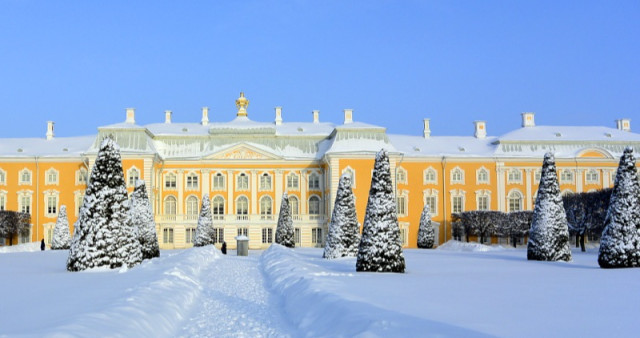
(221, 241), (227, 255)
(40, 238), (45, 251)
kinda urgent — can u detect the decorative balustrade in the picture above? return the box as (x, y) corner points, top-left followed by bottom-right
(157, 214), (324, 223)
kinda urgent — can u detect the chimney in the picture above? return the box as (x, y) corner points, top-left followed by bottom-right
(343, 109), (353, 124)
(312, 110), (319, 124)
(521, 112), (535, 127)
(274, 107), (282, 125)
(201, 107), (209, 126)
(423, 119), (431, 138)
(126, 108), (135, 124)
(165, 110), (172, 124)
(474, 121), (486, 139)
(616, 118), (631, 132)
(46, 121), (54, 140)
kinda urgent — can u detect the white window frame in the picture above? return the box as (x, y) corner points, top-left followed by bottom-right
(186, 172), (199, 190)
(237, 173), (249, 191)
(259, 173), (272, 191)
(212, 172), (225, 190)
(308, 172), (321, 190)
(560, 170), (575, 184)
(262, 228), (274, 244)
(450, 189), (466, 213)
(163, 228), (174, 244)
(507, 169), (522, 184)
(74, 190), (84, 216)
(260, 195), (273, 218)
(585, 169), (600, 184)
(0, 168), (6, 186)
(399, 222), (409, 247)
(423, 189), (438, 216)
(507, 189), (524, 212)
(286, 172), (300, 190)
(76, 168), (88, 185)
(312, 227), (323, 246)
(476, 167), (490, 184)
(424, 167), (437, 184)
(44, 190), (59, 218)
(164, 172), (177, 190)
(396, 167), (408, 184)
(289, 195), (300, 218)
(236, 195), (249, 216)
(19, 168), (32, 185)
(342, 167), (356, 188)
(164, 195), (177, 215)
(450, 167), (465, 185)
(0, 190), (7, 211)
(212, 195), (225, 220)
(475, 189), (491, 211)
(126, 166), (140, 187)
(308, 195), (321, 216)
(185, 195), (199, 217)
(396, 190), (408, 217)
(18, 190), (33, 214)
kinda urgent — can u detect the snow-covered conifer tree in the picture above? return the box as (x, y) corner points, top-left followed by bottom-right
(598, 147), (640, 268)
(275, 192), (295, 248)
(417, 204), (435, 249)
(324, 174), (360, 259)
(51, 205), (71, 250)
(194, 193), (214, 247)
(527, 152), (571, 262)
(130, 180), (160, 259)
(117, 199), (142, 268)
(67, 136), (140, 271)
(356, 149), (406, 272)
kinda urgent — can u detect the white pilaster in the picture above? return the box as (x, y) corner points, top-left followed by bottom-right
(275, 169), (283, 212)
(250, 170), (258, 214)
(177, 169), (184, 215)
(201, 169), (210, 195)
(525, 169), (533, 210)
(227, 170), (234, 215)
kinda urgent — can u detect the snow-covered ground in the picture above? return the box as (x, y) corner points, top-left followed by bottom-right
(1, 241), (638, 337)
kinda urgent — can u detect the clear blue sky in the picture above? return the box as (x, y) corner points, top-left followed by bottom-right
(0, 1), (638, 139)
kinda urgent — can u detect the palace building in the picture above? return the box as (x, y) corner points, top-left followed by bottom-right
(1, 93), (639, 249)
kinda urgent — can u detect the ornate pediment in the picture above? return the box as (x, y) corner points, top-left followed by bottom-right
(206, 144), (280, 160)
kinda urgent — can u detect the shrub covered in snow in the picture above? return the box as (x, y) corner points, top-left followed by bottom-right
(276, 192), (295, 248)
(51, 205), (71, 250)
(324, 174), (360, 259)
(563, 188), (612, 251)
(527, 152), (571, 262)
(130, 180), (160, 259)
(598, 147), (640, 268)
(356, 149), (405, 273)
(0, 211), (31, 246)
(194, 193), (214, 247)
(67, 136), (142, 271)
(417, 204), (435, 249)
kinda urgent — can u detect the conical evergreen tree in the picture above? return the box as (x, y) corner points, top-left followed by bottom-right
(194, 193), (214, 247)
(598, 147), (640, 268)
(417, 204), (435, 249)
(356, 149), (406, 273)
(275, 192), (295, 248)
(67, 136), (141, 271)
(51, 205), (71, 250)
(527, 152), (571, 261)
(324, 174), (360, 259)
(130, 180), (160, 259)
(118, 199), (142, 268)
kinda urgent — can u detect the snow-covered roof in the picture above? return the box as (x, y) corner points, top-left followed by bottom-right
(499, 126), (640, 142)
(0, 136), (95, 157)
(389, 135), (497, 157)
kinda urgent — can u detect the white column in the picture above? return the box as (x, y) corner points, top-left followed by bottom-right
(300, 170), (307, 216)
(227, 170), (234, 215)
(496, 165), (505, 212)
(275, 169), (283, 212)
(177, 169), (184, 215)
(576, 169), (584, 193)
(250, 170), (258, 215)
(525, 169), (533, 210)
(201, 169), (210, 196)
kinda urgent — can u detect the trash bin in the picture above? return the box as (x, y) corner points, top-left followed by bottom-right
(235, 235), (249, 256)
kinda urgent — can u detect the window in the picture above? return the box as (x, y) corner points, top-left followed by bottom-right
(19, 194), (31, 214)
(260, 196), (272, 219)
(396, 168), (407, 184)
(185, 228), (196, 244)
(46, 195), (58, 216)
(424, 168), (437, 184)
(260, 173), (272, 191)
(294, 227), (301, 246)
(425, 196), (437, 215)
(308, 173), (320, 190)
(164, 196), (177, 215)
(127, 167), (140, 187)
(213, 228), (224, 243)
(186, 196), (199, 217)
(289, 196), (299, 218)
(44, 168), (59, 185)
(212, 196), (225, 220)
(287, 173), (299, 190)
(237, 173), (249, 190)
(534, 170), (542, 182)
(76, 169), (88, 185)
(560, 170), (574, 184)
(186, 173), (199, 190)
(165, 173), (177, 189)
(262, 228), (273, 244)
(212, 173), (225, 190)
(342, 168), (355, 188)
(452, 196), (464, 213)
(236, 196), (249, 218)
(312, 228), (323, 245)
(399, 226), (408, 247)
(477, 168), (489, 184)
(75, 193), (84, 216)
(508, 169), (522, 183)
(19, 169), (32, 185)
(0, 193), (6, 211)
(163, 228), (174, 244)
(396, 196), (407, 216)
(46, 225), (53, 246)
(477, 195), (489, 211)
(237, 227), (248, 237)
(19, 225), (31, 244)
(586, 169), (599, 184)
(451, 168), (464, 184)
(309, 196), (321, 216)
(508, 191), (523, 212)
(0, 169), (5, 185)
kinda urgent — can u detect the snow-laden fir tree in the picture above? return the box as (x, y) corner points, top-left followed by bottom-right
(527, 152), (571, 262)
(598, 147), (640, 268)
(275, 192), (295, 248)
(51, 205), (71, 250)
(67, 136), (142, 271)
(130, 180), (160, 259)
(417, 204), (435, 249)
(117, 199), (143, 268)
(356, 149), (406, 273)
(194, 193), (215, 247)
(323, 174), (360, 259)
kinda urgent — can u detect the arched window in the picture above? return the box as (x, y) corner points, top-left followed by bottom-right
(260, 196), (272, 218)
(288, 195), (299, 217)
(396, 167), (407, 184)
(236, 196), (249, 215)
(508, 190), (523, 212)
(186, 173), (199, 190)
(260, 173), (272, 190)
(308, 173), (320, 190)
(164, 196), (177, 215)
(212, 196), (225, 219)
(237, 173), (249, 190)
(586, 169), (599, 184)
(186, 196), (199, 216)
(309, 195), (321, 215)
(477, 168), (489, 184)
(424, 168), (437, 184)
(165, 173), (177, 189)
(128, 167), (140, 187)
(287, 173), (299, 189)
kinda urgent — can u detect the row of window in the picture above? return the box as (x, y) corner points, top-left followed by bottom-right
(163, 195), (322, 216)
(163, 171), (322, 191)
(163, 226), (324, 246)
(394, 190), (526, 216)
(0, 168), (89, 186)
